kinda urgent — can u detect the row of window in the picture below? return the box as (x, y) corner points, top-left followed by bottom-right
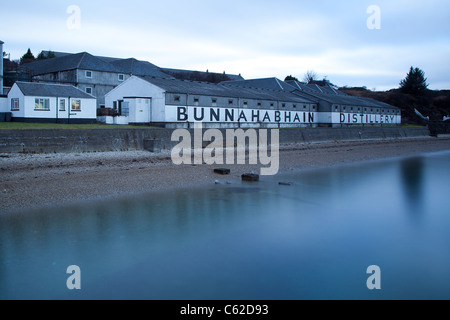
(85, 71), (125, 82)
(334, 105), (400, 114)
(173, 96), (315, 109)
(10, 98), (82, 112)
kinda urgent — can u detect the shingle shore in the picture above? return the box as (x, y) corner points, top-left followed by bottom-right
(1, 137), (449, 215)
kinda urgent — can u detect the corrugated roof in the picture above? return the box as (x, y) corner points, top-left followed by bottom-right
(222, 78), (297, 92)
(139, 76), (316, 104)
(287, 80), (399, 110)
(15, 81), (95, 99)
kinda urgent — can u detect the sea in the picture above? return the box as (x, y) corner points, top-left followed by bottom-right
(1, 151), (449, 300)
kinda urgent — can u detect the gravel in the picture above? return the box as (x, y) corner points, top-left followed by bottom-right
(1, 136), (450, 215)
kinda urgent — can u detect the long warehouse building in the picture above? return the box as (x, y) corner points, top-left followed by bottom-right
(104, 76), (401, 128)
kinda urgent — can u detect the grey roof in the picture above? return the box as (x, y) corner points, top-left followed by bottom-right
(287, 80), (399, 110)
(16, 50), (242, 83)
(161, 68), (244, 83)
(139, 76), (316, 104)
(222, 78), (297, 92)
(111, 59), (174, 79)
(15, 81), (95, 99)
(41, 51), (121, 62)
(224, 78), (399, 110)
(19, 52), (122, 76)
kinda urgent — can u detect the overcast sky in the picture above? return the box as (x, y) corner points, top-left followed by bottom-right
(1, 0), (449, 90)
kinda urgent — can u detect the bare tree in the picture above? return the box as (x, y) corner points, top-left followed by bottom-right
(303, 70), (318, 84)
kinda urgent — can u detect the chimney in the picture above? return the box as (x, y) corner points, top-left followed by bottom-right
(0, 40), (3, 94)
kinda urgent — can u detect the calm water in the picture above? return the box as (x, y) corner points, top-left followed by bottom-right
(1, 151), (450, 300)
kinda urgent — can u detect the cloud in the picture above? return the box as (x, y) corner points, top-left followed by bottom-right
(1, 0), (449, 90)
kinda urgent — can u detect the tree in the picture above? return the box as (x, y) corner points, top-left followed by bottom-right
(285, 75), (299, 82)
(20, 48), (35, 65)
(37, 50), (56, 60)
(303, 70), (318, 84)
(399, 66), (429, 94)
(47, 51), (56, 59)
(37, 51), (47, 60)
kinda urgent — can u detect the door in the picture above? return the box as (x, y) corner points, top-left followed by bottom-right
(139, 98), (151, 124)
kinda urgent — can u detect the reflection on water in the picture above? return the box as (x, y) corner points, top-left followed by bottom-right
(1, 151), (450, 300)
(400, 157), (425, 218)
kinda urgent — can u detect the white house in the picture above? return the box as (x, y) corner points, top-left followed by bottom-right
(7, 82), (97, 124)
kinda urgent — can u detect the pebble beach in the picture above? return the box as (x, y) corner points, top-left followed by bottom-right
(1, 136), (450, 215)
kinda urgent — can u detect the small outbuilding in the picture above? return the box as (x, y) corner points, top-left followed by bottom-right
(7, 81), (97, 123)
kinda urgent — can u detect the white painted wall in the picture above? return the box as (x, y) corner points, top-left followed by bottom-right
(332, 112), (401, 125)
(165, 105), (320, 125)
(105, 76), (166, 123)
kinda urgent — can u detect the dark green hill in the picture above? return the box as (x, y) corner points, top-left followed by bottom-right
(340, 87), (450, 125)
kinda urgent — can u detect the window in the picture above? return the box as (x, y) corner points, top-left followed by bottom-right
(59, 99), (66, 111)
(118, 74), (125, 82)
(212, 98), (217, 107)
(243, 101), (248, 107)
(228, 99), (234, 106)
(71, 100), (81, 111)
(257, 102), (262, 107)
(293, 104), (297, 109)
(121, 101), (129, 116)
(85, 87), (93, 95)
(35, 98), (50, 111)
(282, 103), (286, 108)
(174, 96), (180, 102)
(194, 98), (199, 106)
(85, 71), (92, 78)
(11, 98), (19, 111)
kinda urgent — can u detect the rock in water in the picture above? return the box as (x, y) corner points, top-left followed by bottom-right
(242, 174), (260, 182)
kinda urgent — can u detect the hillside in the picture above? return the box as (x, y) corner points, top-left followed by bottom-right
(340, 87), (450, 125)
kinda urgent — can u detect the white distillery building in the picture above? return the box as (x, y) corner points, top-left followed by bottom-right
(7, 82), (97, 124)
(104, 76), (401, 128)
(105, 76), (319, 128)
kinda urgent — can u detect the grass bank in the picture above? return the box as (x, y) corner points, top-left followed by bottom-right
(0, 123), (160, 130)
